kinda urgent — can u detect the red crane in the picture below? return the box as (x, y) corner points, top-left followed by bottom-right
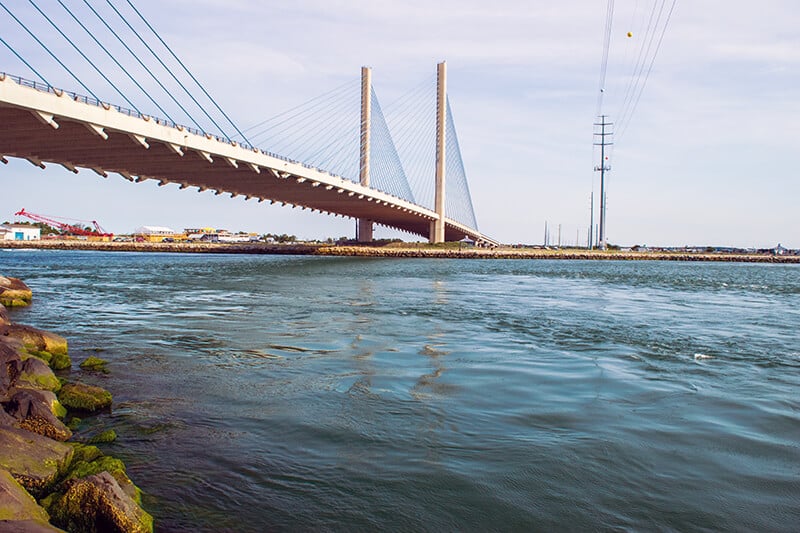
(14, 208), (113, 238)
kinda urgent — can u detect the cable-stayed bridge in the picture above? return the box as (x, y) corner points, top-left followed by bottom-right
(0, 1), (496, 245)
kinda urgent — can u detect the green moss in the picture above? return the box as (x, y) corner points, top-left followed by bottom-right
(67, 455), (126, 481)
(79, 355), (109, 371)
(25, 349), (53, 365)
(64, 454), (143, 505)
(49, 352), (72, 371)
(18, 369), (61, 392)
(53, 400), (67, 419)
(68, 443), (103, 464)
(87, 429), (117, 444)
(38, 491), (58, 513)
(0, 298), (30, 307)
(67, 417), (82, 430)
(58, 382), (111, 412)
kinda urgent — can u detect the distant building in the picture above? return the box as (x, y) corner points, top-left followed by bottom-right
(773, 243), (788, 256)
(0, 224), (41, 241)
(133, 226), (181, 243)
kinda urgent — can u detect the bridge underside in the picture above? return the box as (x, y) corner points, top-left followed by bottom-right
(0, 78), (496, 244)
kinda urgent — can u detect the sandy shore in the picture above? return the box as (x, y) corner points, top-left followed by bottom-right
(2, 239), (799, 263)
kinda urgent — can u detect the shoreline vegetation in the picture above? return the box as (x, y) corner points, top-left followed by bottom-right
(0, 275), (152, 532)
(2, 239), (799, 263)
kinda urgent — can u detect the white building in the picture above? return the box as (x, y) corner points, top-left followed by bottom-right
(0, 224), (41, 241)
(133, 226), (176, 236)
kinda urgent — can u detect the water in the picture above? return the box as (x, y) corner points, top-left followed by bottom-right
(2, 250), (799, 531)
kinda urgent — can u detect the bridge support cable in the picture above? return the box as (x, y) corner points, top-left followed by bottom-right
(26, 0), (145, 114)
(57, 0), (176, 124)
(101, 0), (230, 139)
(444, 98), (478, 231)
(121, 0), (251, 146)
(0, 1), (99, 100)
(0, 35), (50, 86)
(382, 75), (438, 211)
(367, 87), (414, 204)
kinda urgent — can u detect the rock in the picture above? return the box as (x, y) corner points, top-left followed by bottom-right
(15, 358), (60, 393)
(57, 383), (112, 412)
(0, 325), (68, 357)
(0, 520), (65, 532)
(64, 450), (141, 505)
(0, 408), (18, 427)
(79, 356), (108, 372)
(47, 472), (153, 533)
(4, 389), (72, 442)
(0, 427), (73, 496)
(0, 343), (22, 400)
(86, 429), (116, 444)
(0, 277), (33, 308)
(0, 467), (51, 524)
(0, 303), (10, 326)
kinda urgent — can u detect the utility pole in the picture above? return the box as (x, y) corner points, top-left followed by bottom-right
(593, 115), (613, 250)
(588, 191), (594, 249)
(544, 221), (548, 246)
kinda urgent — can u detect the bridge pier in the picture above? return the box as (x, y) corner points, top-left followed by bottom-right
(356, 66), (374, 243)
(430, 61), (447, 243)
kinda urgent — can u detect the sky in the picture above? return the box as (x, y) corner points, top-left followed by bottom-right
(1, 0), (798, 248)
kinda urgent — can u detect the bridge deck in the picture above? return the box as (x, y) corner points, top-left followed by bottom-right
(0, 75), (496, 244)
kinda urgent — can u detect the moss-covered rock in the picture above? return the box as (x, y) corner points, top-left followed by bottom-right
(4, 390), (72, 442)
(46, 354), (70, 372)
(0, 326), (68, 362)
(65, 417), (81, 431)
(86, 429), (116, 444)
(67, 443), (103, 464)
(63, 450), (141, 506)
(47, 472), (152, 533)
(15, 358), (60, 393)
(0, 276), (33, 308)
(78, 356), (108, 372)
(0, 428), (73, 496)
(57, 383), (112, 412)
(0, 467), (51, 524)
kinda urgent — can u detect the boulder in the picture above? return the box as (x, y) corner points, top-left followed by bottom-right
(0, 343), (22, 400)
(0, 303), (9, 326)
(79, 356), (108, 372)
(57, 383), (112, 412)
(47, 472), (153, 533)
(15, 358), (60, 393)
(0, 427), (73, 496)
(0, 325), (68, 359)
(0, 467), (51, 524)
(0, 277), (33, 308)
(4, 390), (72, 442)
(0, 520), (65, 532)
(63, 445), (141, 505)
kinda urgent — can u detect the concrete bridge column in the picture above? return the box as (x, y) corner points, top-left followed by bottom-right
(357, 66), (374, 242)
(429, 61), (447, 243)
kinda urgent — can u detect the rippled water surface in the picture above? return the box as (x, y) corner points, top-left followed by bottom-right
(2, 250), (799, 531)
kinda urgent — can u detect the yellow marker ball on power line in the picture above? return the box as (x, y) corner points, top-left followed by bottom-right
(627, 31), (633, 38)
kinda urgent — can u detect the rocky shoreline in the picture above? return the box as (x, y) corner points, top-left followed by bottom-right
(2, 239), (799, 263)
(0, 275), (152, 532)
